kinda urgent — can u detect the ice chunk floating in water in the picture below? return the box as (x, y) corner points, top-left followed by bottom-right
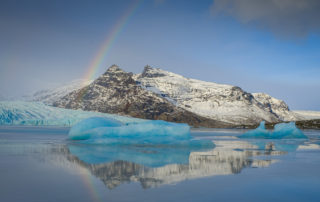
(240, 121), (270, 139)
(69, 117), (123, 140)
(68, 117), (214, 148)
(272, 122), (307, 139)
(240, 121), (307, 139)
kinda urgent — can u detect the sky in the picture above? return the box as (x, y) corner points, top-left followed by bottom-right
(0, 0), (319, 110)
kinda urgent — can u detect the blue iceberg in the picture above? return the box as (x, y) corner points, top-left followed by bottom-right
(240, 121), (270, 139)
(240, 121), (307, 139)
(68, 117), (214, 147)
(271, 122), (307, 139)
(69, 117), (123, 140)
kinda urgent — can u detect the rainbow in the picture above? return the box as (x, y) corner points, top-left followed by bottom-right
(75, 2), (143, 200)
(83, 0), (142, 83)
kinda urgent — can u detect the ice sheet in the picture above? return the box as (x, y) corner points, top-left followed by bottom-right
(0, 101), (141, 126)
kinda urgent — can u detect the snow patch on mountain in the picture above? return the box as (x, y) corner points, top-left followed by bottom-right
(135, 66), (282, 125)
(252, 93), (302, 121)
(293, 110), (320, 120)
(25, 79), (93, 105)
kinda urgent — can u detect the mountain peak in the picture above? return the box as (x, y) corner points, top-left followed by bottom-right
(105, 65), (125, 74)
(141, 65), (166, 78)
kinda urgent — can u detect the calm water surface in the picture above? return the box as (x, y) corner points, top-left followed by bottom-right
(1, 126), (320, 202)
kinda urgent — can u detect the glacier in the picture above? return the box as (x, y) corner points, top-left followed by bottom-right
(68, 117), (214, 147)
(0, 101), (141, 126)
(240, 121), (307, 139)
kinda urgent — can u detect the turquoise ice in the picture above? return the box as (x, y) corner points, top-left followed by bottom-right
(0, 101), (141, 126)
(240, 121), (307, 139)
(68, 117), (214, 147)
(240, 121), (270, 139)
(69, 117), (123, 140)
(67, 144), (208, 167)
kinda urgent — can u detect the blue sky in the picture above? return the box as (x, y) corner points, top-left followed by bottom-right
(0, 0), (319, 110)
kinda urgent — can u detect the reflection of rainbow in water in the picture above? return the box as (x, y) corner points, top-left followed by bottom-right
(83, 0), (142, 86)
(79, 167), (103, 202)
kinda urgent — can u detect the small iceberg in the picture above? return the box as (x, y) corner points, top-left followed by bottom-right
(271, 122), (307, 139)
(240, 121), (307, 139)
(240, 121), (270, 139)
(68, 117), (214, 148)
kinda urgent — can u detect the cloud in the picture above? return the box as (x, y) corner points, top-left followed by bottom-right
(211, 0), (320, 38)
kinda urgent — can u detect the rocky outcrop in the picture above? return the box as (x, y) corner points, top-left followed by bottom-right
(252, 93), (302, 121)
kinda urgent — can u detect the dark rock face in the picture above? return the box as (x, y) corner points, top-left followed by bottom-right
(141, 65), (167, 78)
(53, 65), (231, 128)
(295, 119), (320, 130)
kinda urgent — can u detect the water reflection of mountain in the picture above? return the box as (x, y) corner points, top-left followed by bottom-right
(55, 140), (287, 189)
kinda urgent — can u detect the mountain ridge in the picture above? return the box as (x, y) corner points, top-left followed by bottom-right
(135, 65), (300, 124)
(49, 64), (300, 127)
(53, 65), (231, 128)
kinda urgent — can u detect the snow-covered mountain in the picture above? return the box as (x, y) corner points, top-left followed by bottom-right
(25, 79), (93, 105)
(252, 93), (302, 121)
(54, 65), (230, 128)
(52, 65), (304, 126)
(135, 66), (300, 125)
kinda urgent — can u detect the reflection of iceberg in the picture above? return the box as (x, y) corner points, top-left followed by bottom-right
(68, 117), (213, 147)
(240, 121), (307, 139)
(60, 140), (285, 189)
(298, 144), (320, 150)
(252, 141), (303, 152)
(68, 144), (201, 167)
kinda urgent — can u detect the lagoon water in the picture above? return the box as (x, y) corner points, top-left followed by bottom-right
(1, 126), (320, 202)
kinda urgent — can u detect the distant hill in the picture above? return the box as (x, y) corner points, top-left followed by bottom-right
(293, 110), (320, 120)
(24, 79), (93, 105)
